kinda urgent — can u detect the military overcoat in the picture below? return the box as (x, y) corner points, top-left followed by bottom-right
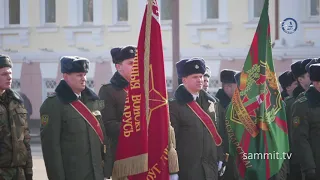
(40, 80), (108, 180)
(169, 85), (223, 180)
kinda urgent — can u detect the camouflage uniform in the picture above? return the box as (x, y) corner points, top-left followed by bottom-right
(0, 89), (33, 180)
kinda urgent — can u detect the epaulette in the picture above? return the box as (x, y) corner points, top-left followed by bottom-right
(284, 96), (293, 101)
(101, 83), (112, 88)
(48, 93), (56, 98)
(296, 95), (307, 103)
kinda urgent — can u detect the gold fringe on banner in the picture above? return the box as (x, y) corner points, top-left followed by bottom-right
(112, 153), (148, 179)
(144, 0), (152, 126)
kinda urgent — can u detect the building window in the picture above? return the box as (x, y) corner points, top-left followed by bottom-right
(44, 78), (57, 97)
(83, 0), (94, 23)
(208, 77), (220, 95)
(86, 79), (95, 90)
(160, 0), (172, 20)
(11, 79), (21, 92)
(206, 0), (219, 19)
(45, 0), (56, 23)
(117, 0), (128, 22)
(253, 0), (264, 18)
(9, 0), (20, 24)
(310, 0), (320, 17)
(166, 77), (173, 91)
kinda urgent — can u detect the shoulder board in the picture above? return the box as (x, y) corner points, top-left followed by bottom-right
(101, 83), (112, 88)
(296, 96), (307, 103)
(284, 96), (293, 101)
(47, 93), (56, 98)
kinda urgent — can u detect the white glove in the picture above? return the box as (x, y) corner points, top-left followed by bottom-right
(170, 174), (179, 180)
(217, 161), (226, 177)
(219, 166), (226, 177)
(218, 161), (223, 171)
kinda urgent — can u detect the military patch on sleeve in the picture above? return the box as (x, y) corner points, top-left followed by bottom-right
(293, 116), (300, 128)
(41, 115), (49, 126)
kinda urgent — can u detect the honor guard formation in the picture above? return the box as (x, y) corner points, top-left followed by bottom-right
(0, 1), (319, 180)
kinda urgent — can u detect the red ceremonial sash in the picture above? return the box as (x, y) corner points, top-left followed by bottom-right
(187, 101), (222, 146)
(70, 100), (104, 144)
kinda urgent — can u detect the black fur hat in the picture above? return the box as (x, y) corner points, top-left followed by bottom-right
(278, 71), (295, 89)
(180, 57), (206, 77)
(176, 59), (189, 79)
(220, 69), (237, 83)
(305, 57), (320, 73)
(0, 54), (12, 68)
(291, 58), (312, 79)
(309, 63), (320, 81)
(60, 56), (89, 73)
(204, 66), (211, 78)
(111, 46), (136, 64)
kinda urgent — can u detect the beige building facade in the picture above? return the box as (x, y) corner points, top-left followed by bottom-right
(0, 0), (319, 119)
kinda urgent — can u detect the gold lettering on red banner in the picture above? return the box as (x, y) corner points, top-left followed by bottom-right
(146, 147), (169, 180)
(132, 94), (141, 132)
(123, 94), (143, 137)
(131, 50), (140, 90)
(123, 96), (133, 137)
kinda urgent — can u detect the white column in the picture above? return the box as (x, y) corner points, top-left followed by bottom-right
(0, 0), (5, 28)
(190, 0), (202, 23)
(39, 0), (45, 25)
(111, 0), (118, 24)
(138, 0), (146, 28)
(218, 0), (228, 22)
(68, 0), (78, 26)
(93, 0), (102, 25)
(20, 0), (29, 27)
(279, 0), (304, 47)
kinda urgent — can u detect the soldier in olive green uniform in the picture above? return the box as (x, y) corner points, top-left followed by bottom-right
(169, 58), (224, 180)
(284, 59), (312, 180)
(215, 70), (240, 180)
(278, 71), (297, 100)
(215, 70), (237, 110)
(40, 56), (108, 180)
(292, 63), (320, 180)
(99, 46), (179, 179)
(0, 55), (33, 180)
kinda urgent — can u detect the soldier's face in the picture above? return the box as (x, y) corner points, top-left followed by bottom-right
(63, 72), (87, 94)
(182, 73), (203, 94)
(313, 81), (320, 92)
(298, 73), (311, 89)
(223, 83), (237, 98)
(286, 81), (298, 95)
(116, 58), (134, 82)
(203, 76), (209, 91)
(0, 67), (12, 91)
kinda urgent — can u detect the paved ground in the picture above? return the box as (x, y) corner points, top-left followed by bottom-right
(31, 144), (48, 180)
(31, 139), (111, 179)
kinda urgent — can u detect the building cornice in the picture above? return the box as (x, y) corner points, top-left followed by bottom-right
(6, 46), (320, 63)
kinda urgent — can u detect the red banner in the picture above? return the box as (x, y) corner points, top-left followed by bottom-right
(113, 0), (169, 179)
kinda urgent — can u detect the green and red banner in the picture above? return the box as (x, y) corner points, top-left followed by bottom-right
(113, 0), (170, 179)
(225, 0), (289, 179)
